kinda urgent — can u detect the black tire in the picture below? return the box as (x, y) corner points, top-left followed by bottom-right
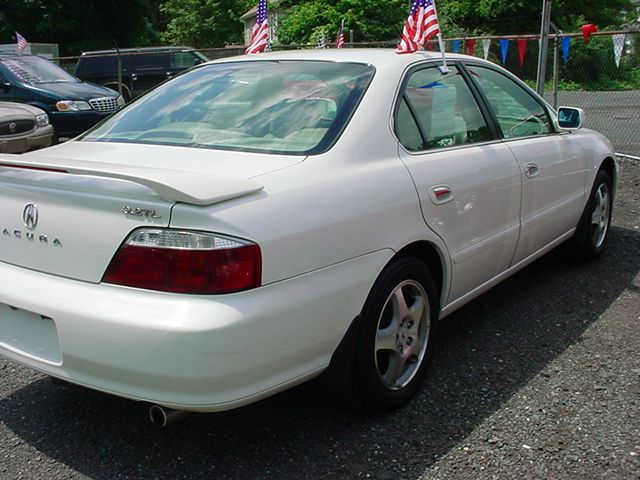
(571, 170), (613, 260)
(352, 257), (439, 410)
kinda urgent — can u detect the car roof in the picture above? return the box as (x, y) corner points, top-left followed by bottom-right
(204, 48), (486, 70)
(81, 46), (196, 56)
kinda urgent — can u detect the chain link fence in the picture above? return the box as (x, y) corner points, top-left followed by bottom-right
(476, 30), (640, 157)
(54, 30), (639, 155)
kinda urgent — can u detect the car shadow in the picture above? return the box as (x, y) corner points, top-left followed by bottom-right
(1, 226), (639, 480)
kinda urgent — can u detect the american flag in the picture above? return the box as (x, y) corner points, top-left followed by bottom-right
(396, 0), (441, 54)
(15, 32), (28, 54)
(335, 20), (345, 49)
(245, 0), (269, 54)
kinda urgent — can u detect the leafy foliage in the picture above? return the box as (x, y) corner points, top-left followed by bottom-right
(438, 0), (636, 35)
(160, 0), (243, 47)
(0, 0), (635, 55)
(276, 0), (407, 45)
(0, 0), (161, 55)
(559, 35), (640, 90)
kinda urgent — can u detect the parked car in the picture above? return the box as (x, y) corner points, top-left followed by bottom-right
(75, 46), (208, 101)
(0, 101), (53, 153)
(0, 50), (616, 426)
(0, 54), (124, 141)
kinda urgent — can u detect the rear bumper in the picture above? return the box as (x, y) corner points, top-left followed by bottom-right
(0, 125), (53, 153)
(0, 250), (390, 412)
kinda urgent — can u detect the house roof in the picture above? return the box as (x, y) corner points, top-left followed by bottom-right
(240, 6), (259, 21)
(241, 1), (287, 21)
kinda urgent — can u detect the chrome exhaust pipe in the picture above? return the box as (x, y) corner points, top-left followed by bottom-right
(148, 405), (188, 428)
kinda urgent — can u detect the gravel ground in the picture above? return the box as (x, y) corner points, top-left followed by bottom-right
(0, 158), (639, 480)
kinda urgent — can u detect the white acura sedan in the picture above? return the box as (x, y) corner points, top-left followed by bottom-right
(0, 50), (616, 422)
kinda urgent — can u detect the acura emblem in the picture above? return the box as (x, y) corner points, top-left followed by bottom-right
(9, 122), (17, 133)
(23, 204), (38, 229)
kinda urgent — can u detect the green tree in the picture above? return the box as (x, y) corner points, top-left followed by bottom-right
(276, 1), (339, 44)
(274, 0), (636, 45)
(276, 0), (407, 45)
(438, 0), (635, 35)
(160, 0), (243, 47)
(0, 0), (160, 55)
(0, 0), (634, 54)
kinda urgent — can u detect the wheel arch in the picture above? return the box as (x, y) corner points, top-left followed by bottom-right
(599, 156), (617, 200)
(321, 240), (448, 391)
(394, 241), (446, 306)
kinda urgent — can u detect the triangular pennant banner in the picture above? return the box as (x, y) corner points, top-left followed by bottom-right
(482, 39), (491, 60)
(452, 39), (460, 54)
(561, 36), (571, 64)
(517, 39), (527, 67)
(499, 39), (509, 65)
(612, 34), (626, 68)
(466, 39), (476, 56)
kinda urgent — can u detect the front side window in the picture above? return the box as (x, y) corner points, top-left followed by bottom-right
(466, 65), (553, 139)
(80, 61), (375, 155)
(395, 65), (491, 151)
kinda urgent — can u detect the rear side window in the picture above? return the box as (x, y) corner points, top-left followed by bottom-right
(396, 98), (424, 151)
(131, 54), (168, 71)
(395, 65), (491, 151)
(466, 66), (553, 138)
(76, 56), (117, 76)
(170, 52), (200, 69)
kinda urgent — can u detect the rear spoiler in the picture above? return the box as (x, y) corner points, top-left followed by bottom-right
(0, 155), (264, 206)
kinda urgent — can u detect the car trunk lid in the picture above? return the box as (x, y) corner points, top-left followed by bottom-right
(0, 143), (289, 283)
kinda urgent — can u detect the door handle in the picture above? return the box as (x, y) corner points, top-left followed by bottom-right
(429, 185), (454, 205)
(524, 163), (540, 178)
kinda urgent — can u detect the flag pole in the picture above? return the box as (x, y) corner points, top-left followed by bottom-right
(431, 0), (449, 73)
(436, 34), (448, 73)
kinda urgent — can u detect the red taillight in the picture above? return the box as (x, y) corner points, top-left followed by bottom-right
(103, 229), (262, 294)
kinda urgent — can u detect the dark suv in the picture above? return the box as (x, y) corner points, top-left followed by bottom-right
(75, 46), (208, 101)
(0, 54), (123, 141)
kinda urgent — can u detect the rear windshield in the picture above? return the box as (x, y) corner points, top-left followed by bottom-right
(1, 56), (78, 84)
(79, 60), (375, 155)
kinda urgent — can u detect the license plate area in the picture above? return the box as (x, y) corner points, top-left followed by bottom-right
(0, 302), (62, 365)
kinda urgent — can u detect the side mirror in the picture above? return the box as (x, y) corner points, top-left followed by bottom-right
(557, 106), (585, 130)
(1, 81), (12, 92)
